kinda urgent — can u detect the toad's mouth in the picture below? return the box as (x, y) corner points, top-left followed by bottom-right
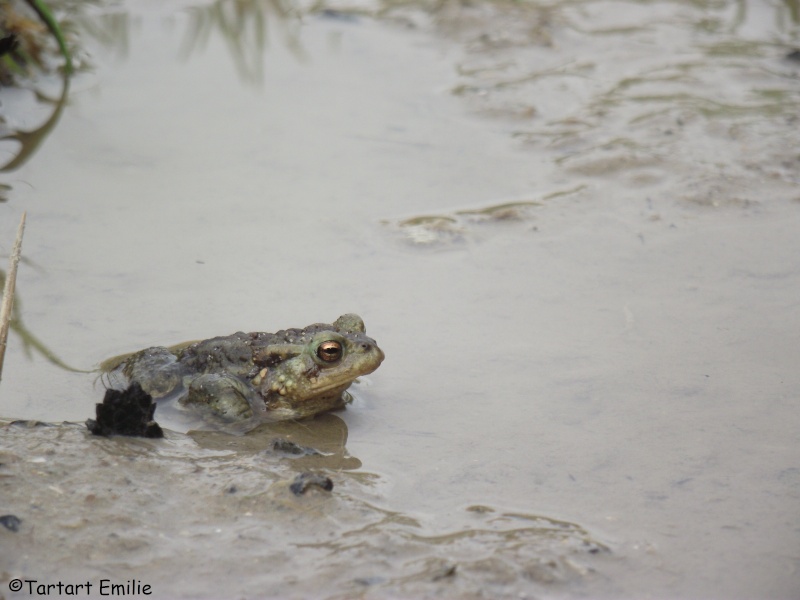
(303, 378), (358, 397)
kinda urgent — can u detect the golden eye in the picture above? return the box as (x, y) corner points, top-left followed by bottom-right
(317, 340), (343, 363)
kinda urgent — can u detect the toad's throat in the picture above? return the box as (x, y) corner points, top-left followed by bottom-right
(273, 379), (352, 401)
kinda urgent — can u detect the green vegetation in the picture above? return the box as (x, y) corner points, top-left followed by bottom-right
(0, 0), (72, 81)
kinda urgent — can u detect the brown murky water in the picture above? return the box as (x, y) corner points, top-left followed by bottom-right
(1, 0), (799, 598)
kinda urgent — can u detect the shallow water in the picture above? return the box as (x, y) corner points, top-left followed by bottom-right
(1, 0), (799, 597)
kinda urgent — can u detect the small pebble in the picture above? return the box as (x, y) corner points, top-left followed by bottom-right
(289, 473), (333, 496)
(0, 514), (22, 532)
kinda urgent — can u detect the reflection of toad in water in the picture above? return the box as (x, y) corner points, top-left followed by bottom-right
(190, 413), (363, 471)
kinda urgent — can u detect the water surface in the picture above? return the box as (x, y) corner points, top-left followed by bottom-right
(1, 0), (799, 597)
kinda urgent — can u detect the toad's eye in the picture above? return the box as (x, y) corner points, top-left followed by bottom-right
(317, 340), (343, 363)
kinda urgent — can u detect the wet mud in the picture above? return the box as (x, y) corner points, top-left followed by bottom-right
(1, 418), (611, 598)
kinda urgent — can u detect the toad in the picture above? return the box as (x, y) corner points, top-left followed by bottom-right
(102, 314), (384, 428)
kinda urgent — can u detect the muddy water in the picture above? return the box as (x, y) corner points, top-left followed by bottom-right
(1, 0), (799, 598)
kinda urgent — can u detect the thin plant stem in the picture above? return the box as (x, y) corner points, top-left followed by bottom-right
(0, 212), (27, 381)
(26, 0), (73, 74)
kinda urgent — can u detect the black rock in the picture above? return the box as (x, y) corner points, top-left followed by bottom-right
(0, 514), (22, 532)
(289, 473), (333, 496)
(86, 383), (163, 438)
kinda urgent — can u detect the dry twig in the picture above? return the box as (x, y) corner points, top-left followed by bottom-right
(0, 212), (27, 381)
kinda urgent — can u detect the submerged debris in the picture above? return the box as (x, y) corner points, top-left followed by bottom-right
(289, 472), (333, 496)
(271, 438), (322, 457)
(386, 187), (586, 246)
(431, 563), (458, 581)
(86, 382), (163, 438)
(8, 419), (52, 428)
